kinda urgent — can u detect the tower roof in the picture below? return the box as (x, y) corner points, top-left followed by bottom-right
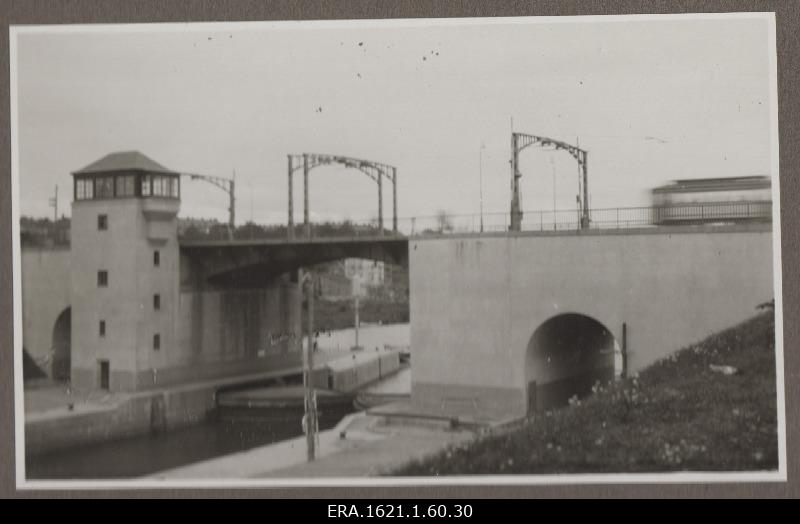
(73, 151), (177, 175)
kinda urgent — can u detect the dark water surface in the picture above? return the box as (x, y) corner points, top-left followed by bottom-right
(26, 403), (354, 480)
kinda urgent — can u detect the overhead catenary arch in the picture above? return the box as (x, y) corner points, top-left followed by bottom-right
(510, 132), (589, 231)
(287, 153), (397, 240)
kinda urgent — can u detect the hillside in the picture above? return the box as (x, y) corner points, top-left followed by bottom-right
(392, 310), (779, 474)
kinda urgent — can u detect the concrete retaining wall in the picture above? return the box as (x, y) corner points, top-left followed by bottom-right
(25, 363), (307, 456)
(315, 350), (401, 393)
(25, 385), (216, 456)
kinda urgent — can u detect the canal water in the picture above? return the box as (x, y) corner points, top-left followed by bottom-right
(26, 403), (355, 480)
(26, 323), (410, 480)
(313, 322), (410, 353)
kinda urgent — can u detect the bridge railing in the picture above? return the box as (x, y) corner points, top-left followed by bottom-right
(178, 201), (772, 241)
(393, 201), (772, 236)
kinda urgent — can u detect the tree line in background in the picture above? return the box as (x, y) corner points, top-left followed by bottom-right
(19, 216), (71, 247)
(18, 216), (394, 246)
(179, 218), (389, 240)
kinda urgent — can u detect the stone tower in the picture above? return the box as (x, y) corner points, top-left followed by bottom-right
(70, 151), (180, 392)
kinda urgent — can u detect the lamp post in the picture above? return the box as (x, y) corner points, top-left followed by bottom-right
(300, 269), (318, 461)
(551, 157), (557, 230)
(479, 142), (485, 233)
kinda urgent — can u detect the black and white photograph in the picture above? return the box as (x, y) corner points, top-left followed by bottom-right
(9, 12), (785, 488)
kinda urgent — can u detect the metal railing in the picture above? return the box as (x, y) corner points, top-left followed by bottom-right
(178, 200), (772, 241)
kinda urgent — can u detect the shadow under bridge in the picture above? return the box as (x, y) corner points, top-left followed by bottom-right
(180, 235), (409, 288)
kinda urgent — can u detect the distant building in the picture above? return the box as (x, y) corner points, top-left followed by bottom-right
(345, 258), (384, 297)
(316, 261), (352, 300)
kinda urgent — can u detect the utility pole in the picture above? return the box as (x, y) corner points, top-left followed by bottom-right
(249, 181), (254, 223)
(551, 157), (557, 230)
(302, 269), (318, 461)
(510, 133), (522, 231)
(479, 143), (485, 233)
(288, 155), (295, 241)
(392, 167), (398, 235)
(230, 170), (236, 237)
(354, 293), (361, 350)
(49, 185), (58, 222)
(303, 154), (310, 239)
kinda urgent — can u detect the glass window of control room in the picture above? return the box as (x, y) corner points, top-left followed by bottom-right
(95, 176), (114, 198)
(76, 178), (94, 200)
(75, 172), (180, 200)
(116, 175), (135, 197)
(144, 174), (180, 197)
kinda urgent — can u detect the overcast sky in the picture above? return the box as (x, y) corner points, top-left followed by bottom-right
(14, 15), (774, 226)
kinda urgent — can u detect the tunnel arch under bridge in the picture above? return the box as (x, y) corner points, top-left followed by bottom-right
(525, 312), (620, 413)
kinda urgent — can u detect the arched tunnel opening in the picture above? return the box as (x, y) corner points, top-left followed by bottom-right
(525, 313), (618, 413)
(51, 307), (71, 382)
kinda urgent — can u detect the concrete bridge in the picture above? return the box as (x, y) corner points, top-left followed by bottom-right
(408, 223), (774, 421)
(179, 235), (407, 288)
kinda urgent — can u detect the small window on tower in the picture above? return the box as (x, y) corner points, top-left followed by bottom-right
(153, 250), (160, 267)
(97, 270), (108, 287)
(99, 320), (106, 337)
(154, 294), (161, 310)
(98, 214), (108, 230)
(153, 334), (161, 351)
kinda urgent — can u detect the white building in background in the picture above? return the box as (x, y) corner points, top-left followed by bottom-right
(344, 258), (384, 297)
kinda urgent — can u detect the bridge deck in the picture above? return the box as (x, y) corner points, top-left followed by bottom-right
(178, 222), (771, 250)
(179, 234), (408, 248)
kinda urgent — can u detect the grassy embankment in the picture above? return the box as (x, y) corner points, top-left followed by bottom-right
(392, 310), (779, 474)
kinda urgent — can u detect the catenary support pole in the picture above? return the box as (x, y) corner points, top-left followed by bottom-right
(378, 169), (384, 236)
(392, 167), (398, 234)
(303, 154), (310, 239)
(288, 155), (294, 241)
